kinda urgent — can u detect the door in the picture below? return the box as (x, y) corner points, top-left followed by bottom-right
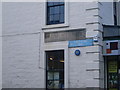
(46, 50), (64, 90)
(106, 56), (119, 90)
(107, 60), (118, 90)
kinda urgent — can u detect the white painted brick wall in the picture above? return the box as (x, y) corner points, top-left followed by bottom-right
(68, 46), (100, 88)
(0, 1), (2, 89)
(2, 1), (115, 89)
(2, 34), (45, 88)
(2, 2), (43, 35)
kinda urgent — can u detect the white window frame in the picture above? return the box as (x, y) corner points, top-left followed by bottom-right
(43, 41), (69, 88)
(42, 0), (69, 29)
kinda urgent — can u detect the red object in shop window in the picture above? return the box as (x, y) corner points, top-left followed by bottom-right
(106, 49), (111, 54)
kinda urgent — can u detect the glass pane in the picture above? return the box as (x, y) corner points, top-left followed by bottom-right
(53, 81), (59, 88)
(54, 14), (59, 22)
(54, 6), (59, 14)
(49, 7), (54, 14)
(47, 80), (54, 88)
(59, 80), (64, 88)
(108, 73), (118, 89)
(48, 72), (54, 80)
(59, 0), (64, 4)
(59, 61), (64, 69)
(110, 42), (118, 50)
(59, 71), (64, 80)
(50, 15), (54, 22)
(48, 59), (53, 70)
(57, 51), (64, 61)
(54, 2), (60, 5)
(54, 72), (59, 80)
(53, 61), (59, 69)
(48, 2), (54, 6)
(60, 14), (64, 23)
(60, 6), (64, 14)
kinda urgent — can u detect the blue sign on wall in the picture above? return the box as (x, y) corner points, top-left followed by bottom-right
(68, 39), (93, 48)
(75, 49), (81, 56)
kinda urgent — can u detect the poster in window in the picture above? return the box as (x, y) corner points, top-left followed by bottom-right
(48, 72), (54, 80)
(54, 81), (59, 88)
(54, 72), (59, 80)
(47, 81), (54, 88)
(108, 61), (117, 73)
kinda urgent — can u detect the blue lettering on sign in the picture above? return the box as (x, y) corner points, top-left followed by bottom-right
(68, 39), (93, 48)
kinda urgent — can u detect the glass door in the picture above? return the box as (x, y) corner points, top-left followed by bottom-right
(46, 50), (64, 90)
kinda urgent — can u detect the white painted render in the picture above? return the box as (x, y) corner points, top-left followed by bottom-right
(0, 1), (2, 89)
(118, 1), (120, 25)
(99, 2), (114, 25)
(2, 1), (116, 89)
(2, 2), (45, 88)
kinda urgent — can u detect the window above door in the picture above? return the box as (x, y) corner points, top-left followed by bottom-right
(42, 0), (69, 30)
(46, 1), (65, 25)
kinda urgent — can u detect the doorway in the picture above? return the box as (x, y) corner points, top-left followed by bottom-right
(106, 56), (120, 90)
(46, 50), (64, 90)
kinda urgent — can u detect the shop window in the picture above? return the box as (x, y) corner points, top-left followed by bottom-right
(110, 42), (118, 50)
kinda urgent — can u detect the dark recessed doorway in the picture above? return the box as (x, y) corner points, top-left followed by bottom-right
(46, 50), (64, 90)
(105, 56), (120, 90)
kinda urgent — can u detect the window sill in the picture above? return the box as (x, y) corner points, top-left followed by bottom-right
(42, 24), (69, 30)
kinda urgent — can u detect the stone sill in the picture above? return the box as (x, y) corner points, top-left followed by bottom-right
(42, 24), (69, 30)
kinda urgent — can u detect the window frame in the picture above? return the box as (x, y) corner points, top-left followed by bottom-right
(42, 0), (69, 29)
(46, 2), (65, 25)
(46, 50), (64, 89)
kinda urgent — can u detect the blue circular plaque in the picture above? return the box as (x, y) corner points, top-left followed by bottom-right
(75, 50), (81, 56)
